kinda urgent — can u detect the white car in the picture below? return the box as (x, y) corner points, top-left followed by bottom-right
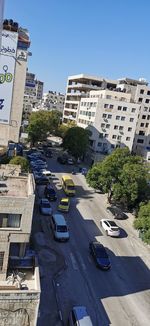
(100, 219), (120, 237)
(40, 169), (53, 180)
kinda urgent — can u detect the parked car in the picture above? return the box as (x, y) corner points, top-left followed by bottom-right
(58, 197), (70, 212)
(39, 198), (52, 215)
(68, 306), (93, 326)
(107, 206), (128, 220)
(40, 169), (53, 180)
(89, 241), (111, 270)
(35, 175), (49, 185)
(45, 150), (52, 158)
(100, 219), (120, 237)
(44, 184), (57, 201)
(51, 213), (69, 241)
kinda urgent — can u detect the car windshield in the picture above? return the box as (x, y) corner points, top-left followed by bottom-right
(96, 248), (108, 258)
(42, 203), (50, 208)
(60, 201), (68, 206)
(68, 185), (75, 190)
(108, 221), (117, 227)
(111, 227), (119, 231)
(57, 225), (68, 232)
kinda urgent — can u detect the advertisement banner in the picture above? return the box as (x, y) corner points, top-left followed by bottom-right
(0, 29), (18, 124)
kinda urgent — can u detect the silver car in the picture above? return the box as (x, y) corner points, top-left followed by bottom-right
(68, 306), (93, 326)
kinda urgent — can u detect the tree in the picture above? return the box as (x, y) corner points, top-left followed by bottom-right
(27, 110), (61, 145)
(86, 147), (149, 209)
(9, 156), (29, 172)
(134, 201), (150, 244)
(62, 126), (90, 159)
(55, 121), (76, 139)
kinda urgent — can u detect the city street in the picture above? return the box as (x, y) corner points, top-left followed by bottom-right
(34, 147), (150, 326)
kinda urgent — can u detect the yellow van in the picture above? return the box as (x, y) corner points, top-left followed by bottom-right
(62, 175), (75, 196)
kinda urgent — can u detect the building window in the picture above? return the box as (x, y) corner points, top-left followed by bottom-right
(145, 123), (149, 128)
(137, 139), (144, 143)
(102, 114), (107, 118)
(145, 99), (150, 104)
(104, 104), (109, 108)
(0, 214), (21, 228)
(108, 114), (112, 119)
(91, 112), (95, 117)
(139, 131), (145, 136)
(123, 107), (127, 111)
(142, 115), (146, 119)
(131, 108), (136, 113)
(147, 115), (150, 120)
(116, 116), (120, 120)
(128, 127), (132, 131)
(0, 252), (4, 271)
(121, 116), (125, 121)
(99, 133), (103, 138)
(147, 90), (150, 95)
(117, 136), (122, 140)
(140, 123), (144, 127)
(140, 89), (144, 94)
(106, 95), (111, 99)
(144, 107), (148, 112)
(114, 125), (118, 130)
(112, 135), (117, 139)
(98, 142), (102, 147)
(109, 104), (114, 109)
(105, 134), (109, 138)
(118, 106), (122, 110)
(126, 137), (131, 141)
(119, 126), (124, 130)
(106, 124), (110, 129)
(101, 123), (105, 128)
(130, 118), (134, 122)
(138, 98), (143, 102)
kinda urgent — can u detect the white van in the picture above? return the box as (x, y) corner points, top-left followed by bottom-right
(51, 214), (69, 241)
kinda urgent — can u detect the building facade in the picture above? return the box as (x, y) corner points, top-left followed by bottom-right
(0, 164), (40, 326)
(0, 19), (30, 147)
(63, 74), (150, 161)
(23, 71), (44, 119)
(42, 91), (65, 113)
(0, 0), (4, 47)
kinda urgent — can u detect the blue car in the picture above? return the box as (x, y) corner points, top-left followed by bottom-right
(89, 241), (111, 270)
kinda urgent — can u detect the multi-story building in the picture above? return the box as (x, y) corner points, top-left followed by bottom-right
(23, 71), (44, 119)
(63, 74), (150, 161)
(78, 88), (140, 159)
(42, 91), (65, 113)
(63, 74), (117, 123)
(0, 164), (40, 325)
(0, 19), (30, 147)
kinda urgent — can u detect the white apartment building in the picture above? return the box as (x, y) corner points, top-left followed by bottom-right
(78, 89), (140, 156)
(0, 164), (40, 325)
(42, 91), (65, 113)
(63, 74), (150, 161)
(63, 74), (117, 123)
(0, 0), (4, 47)
(0, 20), (30, 147)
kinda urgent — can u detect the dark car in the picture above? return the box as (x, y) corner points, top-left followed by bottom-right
(44, 184), (57, 201)
(89, 241), (111, 270)
(107, 206), (128, 220)
(57, 156), (67, 164)
(45, 150), (52, 158)
(35, 175), (49, 185)
(39, 198), (52, 215)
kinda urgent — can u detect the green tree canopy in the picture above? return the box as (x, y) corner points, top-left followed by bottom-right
(9, 156), (29, 172)
(62, 126), (90, 159)
(27, 110), (61, 145)
(86, 147), (149, 209)
(134, 201), (150, 244)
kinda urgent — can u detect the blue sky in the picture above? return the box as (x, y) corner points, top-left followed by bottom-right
(4, 0), (150, 93)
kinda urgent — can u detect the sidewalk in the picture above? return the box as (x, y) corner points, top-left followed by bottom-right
(31, 202), (66, 326)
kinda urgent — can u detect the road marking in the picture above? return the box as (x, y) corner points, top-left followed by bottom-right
(77, 253), (86, 271)
(70, 252), (78, 271)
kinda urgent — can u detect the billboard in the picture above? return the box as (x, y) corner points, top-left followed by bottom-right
(0, 29), (18, 124)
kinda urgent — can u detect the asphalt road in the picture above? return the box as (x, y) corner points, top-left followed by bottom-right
(37, 148), (150, 326)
